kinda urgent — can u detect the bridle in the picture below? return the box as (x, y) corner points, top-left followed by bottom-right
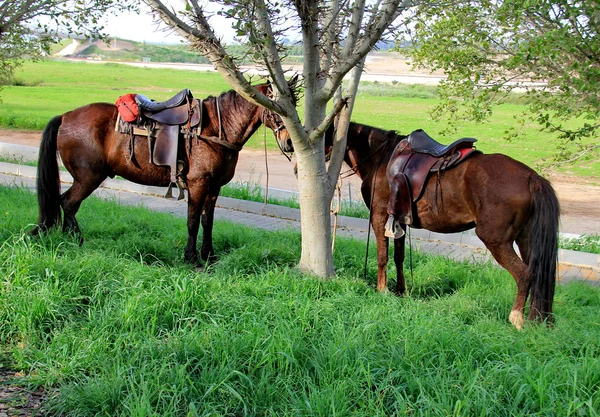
(262, 107), (292, 162)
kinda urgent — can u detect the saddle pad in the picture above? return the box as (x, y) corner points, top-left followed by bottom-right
(405, 148), (482, 202)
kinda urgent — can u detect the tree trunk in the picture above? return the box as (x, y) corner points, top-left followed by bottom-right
(295, 144), (335, 277)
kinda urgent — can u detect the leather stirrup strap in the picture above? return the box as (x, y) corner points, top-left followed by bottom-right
(147, 125), (154, 164)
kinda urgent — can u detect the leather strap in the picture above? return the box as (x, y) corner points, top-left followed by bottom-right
(198, 134), (243, 152)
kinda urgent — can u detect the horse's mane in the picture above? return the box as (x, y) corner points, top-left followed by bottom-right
(203, 89), (247, 109)
(203, 83), (270, 110)
(349, 122), (406, 149)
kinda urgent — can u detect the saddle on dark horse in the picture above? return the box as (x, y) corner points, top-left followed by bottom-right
(115, 89), (202, 200)
(385, 129), (481, 238)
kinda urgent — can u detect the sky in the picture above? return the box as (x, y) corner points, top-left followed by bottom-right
(101, 3), (235, 44)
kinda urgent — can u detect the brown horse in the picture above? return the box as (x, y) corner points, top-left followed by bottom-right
(327, 122), (559, 329)
(32, 82), (291, 267)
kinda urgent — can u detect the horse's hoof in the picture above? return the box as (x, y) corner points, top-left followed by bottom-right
(377, 287), (392, 295)
(509, 310), (524, 330)
(201, 253), (217, 264)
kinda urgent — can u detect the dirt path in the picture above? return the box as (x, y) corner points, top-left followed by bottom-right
(2, 128), (599, 236)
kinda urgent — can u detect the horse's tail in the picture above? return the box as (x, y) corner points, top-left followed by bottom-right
(527, 175), (560, 323)
(33, 115), (63, 233)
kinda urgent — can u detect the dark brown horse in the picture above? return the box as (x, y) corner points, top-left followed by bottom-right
(32, 83), (291, 267)
(328, 122), (559, 329)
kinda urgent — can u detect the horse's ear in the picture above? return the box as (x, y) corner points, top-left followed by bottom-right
(288, 74), (299, 89)
(287, 74), (301, 105)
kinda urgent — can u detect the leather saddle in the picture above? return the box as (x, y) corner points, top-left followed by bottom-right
(385, 129), (480, 237)
(408, 129), (477, 157)
(118, 89), (203, 200)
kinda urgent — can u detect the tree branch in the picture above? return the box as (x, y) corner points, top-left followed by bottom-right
(308, 97), (348, 143)
(143, 0), (287, 115)
(319, 0), (410, 100)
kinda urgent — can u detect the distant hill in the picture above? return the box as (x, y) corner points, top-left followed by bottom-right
(54, 38), (305, 65)
(54, 37), (400, 65)
(55, 38), (212, 64)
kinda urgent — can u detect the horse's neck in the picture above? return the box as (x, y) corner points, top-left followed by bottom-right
(346, 124), (391, 180)
(206, 94), (261, 145)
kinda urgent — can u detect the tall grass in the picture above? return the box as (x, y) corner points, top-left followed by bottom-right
(1, 185), (599, 416)
(220, 181), (370, 219)
(560, 234), (600, 254)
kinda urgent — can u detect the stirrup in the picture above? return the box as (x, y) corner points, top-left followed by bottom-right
(165, 182), (185, 200)
(384, 215), (405, 239)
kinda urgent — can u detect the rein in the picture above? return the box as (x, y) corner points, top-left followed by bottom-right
(199, 135), (244, 152)
(262, 108), (292, 162)
(339, 137), (395, 180)
(263, 123), (270, 204)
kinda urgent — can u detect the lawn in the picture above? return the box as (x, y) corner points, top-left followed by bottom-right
(1, 185), (599, 416)
(1, 60), (598, 179)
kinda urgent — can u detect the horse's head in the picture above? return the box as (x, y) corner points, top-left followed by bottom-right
(256, 79), (296, 153)
(261, 109), (294, 153)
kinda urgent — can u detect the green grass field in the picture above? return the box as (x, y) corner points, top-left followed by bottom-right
(1, 185), (599, 416)
(1, 60), (598, 180)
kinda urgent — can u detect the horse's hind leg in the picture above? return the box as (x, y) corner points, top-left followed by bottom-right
(61, 176), (106, 244)
(480, 238), (531, 330)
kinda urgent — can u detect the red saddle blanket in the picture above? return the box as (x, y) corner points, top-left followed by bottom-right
(116, 94), (139, 123)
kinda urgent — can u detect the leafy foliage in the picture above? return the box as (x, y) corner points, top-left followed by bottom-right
(404, 0), (600, 165)
(0, 0), (135, 88)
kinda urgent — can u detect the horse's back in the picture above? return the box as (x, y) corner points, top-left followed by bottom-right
(61, 102), (117, 132)
(415, 152), (537, 232)
(463, 153), (536, 199)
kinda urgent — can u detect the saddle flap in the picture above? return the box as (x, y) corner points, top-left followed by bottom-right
(142, 105), (190, 125)
(403, 153), (439, 201)
(153, 124), (180, 167)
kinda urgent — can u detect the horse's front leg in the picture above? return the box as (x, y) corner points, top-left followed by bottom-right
(185, 179), (209, 266)
(371, 201), (391, 293)
(200, 186), (221, 264)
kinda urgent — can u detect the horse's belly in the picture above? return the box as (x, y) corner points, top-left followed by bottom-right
(107, 137), (173, 186)
(413, 193), (476, 233)
(114, 166), (172, 187)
